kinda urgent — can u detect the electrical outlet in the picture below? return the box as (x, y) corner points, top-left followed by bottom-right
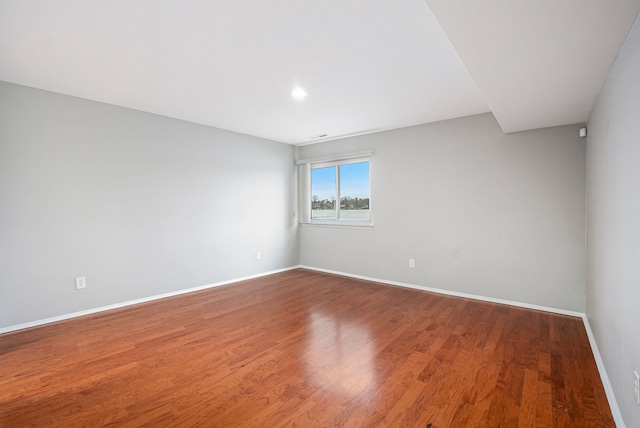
(634, 370), (639, 405)
(75, 277), (86, 290)
(256, 251), (261, 261)
(409, 258), (415, 268)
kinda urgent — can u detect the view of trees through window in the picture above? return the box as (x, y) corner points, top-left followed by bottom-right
(311, 161), (370, 221)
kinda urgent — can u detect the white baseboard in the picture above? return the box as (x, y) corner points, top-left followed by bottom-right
(298, 265), (584, 317)
(581, 315), (625, 428)
(0, 266), (299, 335)
(299, 265), (624, 427)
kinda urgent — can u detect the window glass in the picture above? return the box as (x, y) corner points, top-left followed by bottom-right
(339, 162), (370, 221)
(309, 159), (370, 224)
(311, 166), (337, 220)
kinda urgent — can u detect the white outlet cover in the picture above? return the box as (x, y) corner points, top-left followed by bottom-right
(75, 277), (86, 290)
(634, 370), (639, 405)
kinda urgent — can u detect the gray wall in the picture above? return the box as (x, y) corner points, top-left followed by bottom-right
(298, 113), (586, 312)
(0, 82), (298, 329)
(587, 13), (640, 428)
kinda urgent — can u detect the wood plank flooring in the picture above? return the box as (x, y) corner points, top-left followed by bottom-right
(0, 269), (614, 427)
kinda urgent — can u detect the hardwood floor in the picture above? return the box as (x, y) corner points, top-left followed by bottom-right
(0, 269), (613, 427)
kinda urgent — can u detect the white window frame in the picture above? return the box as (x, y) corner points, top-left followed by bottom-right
(297, 150), (373, 229)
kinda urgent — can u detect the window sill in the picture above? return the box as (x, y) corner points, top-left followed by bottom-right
(300, 221), (373, 230)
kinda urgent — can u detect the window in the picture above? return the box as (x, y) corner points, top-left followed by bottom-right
(297, 151), (372, 227)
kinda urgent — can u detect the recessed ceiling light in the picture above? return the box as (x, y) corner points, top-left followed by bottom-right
(290, 87), (308, 100)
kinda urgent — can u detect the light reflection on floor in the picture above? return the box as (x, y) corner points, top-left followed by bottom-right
(304, 311), (377, 399)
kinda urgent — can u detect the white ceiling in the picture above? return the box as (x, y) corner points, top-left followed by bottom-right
(427, 0), (640, 134)
(0, 1), (638, 144)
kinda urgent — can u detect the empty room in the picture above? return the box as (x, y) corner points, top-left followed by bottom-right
(1, 0), (639, 426)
